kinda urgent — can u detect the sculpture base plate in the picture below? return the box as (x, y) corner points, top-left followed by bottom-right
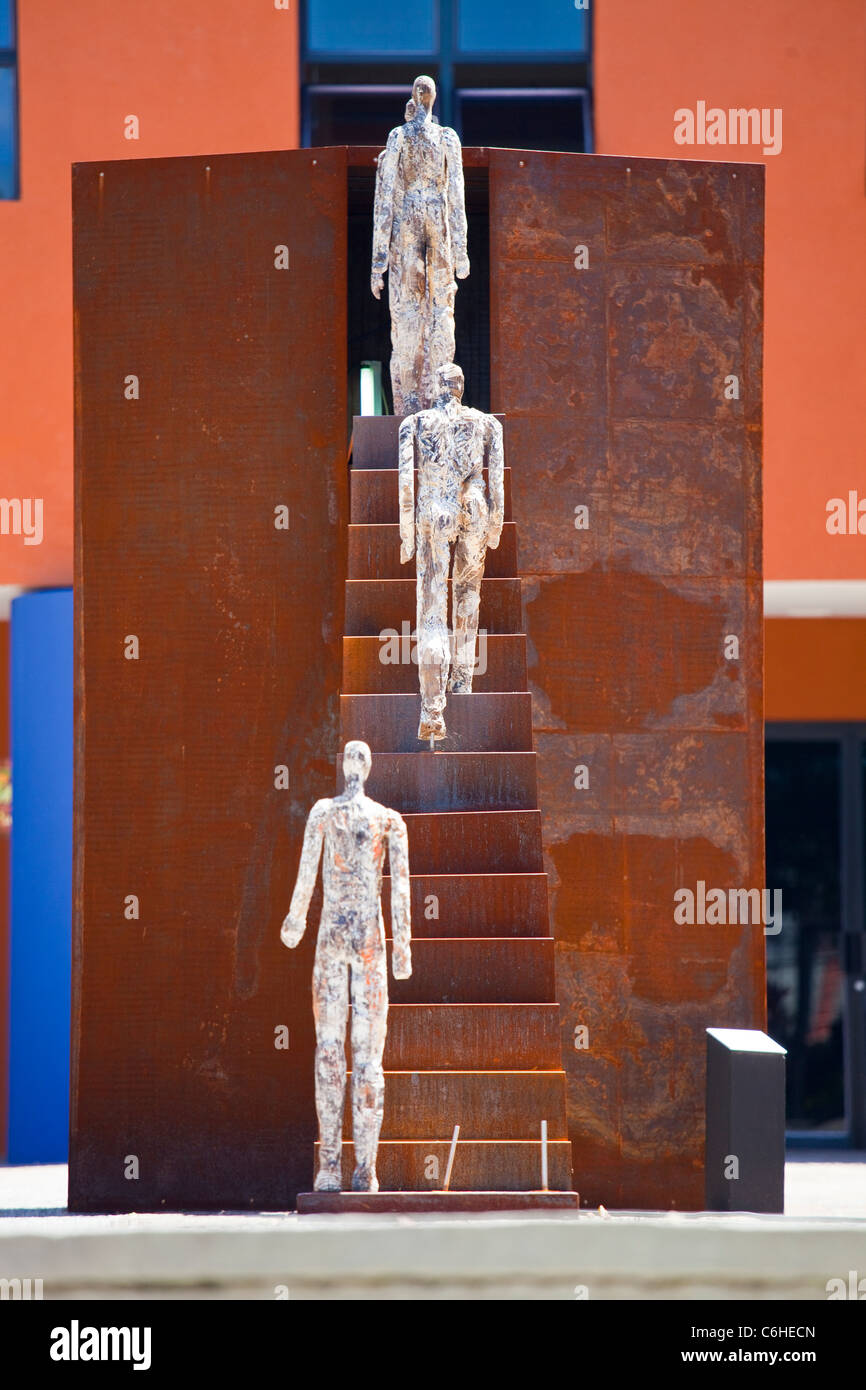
(297, 1190), (580, 1214)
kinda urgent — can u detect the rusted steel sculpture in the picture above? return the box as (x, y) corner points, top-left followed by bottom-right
(371, 75), (469, 414)
(399, 362), (505, 741)
(281, 740), (412, 1193)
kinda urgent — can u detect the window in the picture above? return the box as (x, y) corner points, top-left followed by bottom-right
(0, 0), (18, 199)
(306, 0), (435, 56)
(457, 0), (588, 55)
(765, 725), (866, 1145)
(302, 0), (592, 152)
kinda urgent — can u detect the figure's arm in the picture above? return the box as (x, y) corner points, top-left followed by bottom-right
(398, 417), (416, 563)
(280, 801), (327, 948)
(371, 128), (402, 298)
(486, 416), (505, 550)
(387, 812), (412, 979)
(444, 129), (469, 280)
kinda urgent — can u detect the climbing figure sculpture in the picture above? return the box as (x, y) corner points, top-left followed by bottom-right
(399, 362), (504, 742)
(281, 740), (412, 1193)
(371, 74), (469, 414)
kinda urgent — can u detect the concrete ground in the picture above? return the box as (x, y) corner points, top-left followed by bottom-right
(0, 1155), (864, 1299)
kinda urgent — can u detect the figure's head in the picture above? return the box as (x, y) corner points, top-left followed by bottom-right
(412, 75), (436, 114)
(437, 362), (464, 402)
(343, 739), (372, 787)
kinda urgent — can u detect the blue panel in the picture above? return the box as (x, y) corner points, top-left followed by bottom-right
(0, 67), (17, 200)
(9, 589), (73, 1163)
(0, 1), (15, 50)
(458, 0), (588, 53)
(307, 0), (434, 53)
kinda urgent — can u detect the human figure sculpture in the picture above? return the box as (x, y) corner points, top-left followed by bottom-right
(280, 740), (412, 1193)
(371, 75), (469, 415)
(399, 362), (505, 742)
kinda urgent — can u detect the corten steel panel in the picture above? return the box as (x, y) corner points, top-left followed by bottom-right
(490, 150), (765, 1209)
(71, 148), (348, 1211)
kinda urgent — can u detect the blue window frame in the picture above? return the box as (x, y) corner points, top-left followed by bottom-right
(457, 0), (588, 55)
(301, 0), (593, 153)
(306, 0), (435, 56)
(0, 0), (19, 199)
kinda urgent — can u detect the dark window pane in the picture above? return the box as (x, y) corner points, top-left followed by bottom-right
(457, 89), (588, 153)
(766, 739), (845, 1130)
(0, 0), (14, 50)
(307, 0), (434, 54)
(0, 66), (18, 199)
(458, 0), (588, 53)
(307, 86), (422, 146)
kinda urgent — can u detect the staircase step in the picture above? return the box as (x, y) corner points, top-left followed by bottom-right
(360, 751), (537, 813)
(348, 522), (517, 580)
(372, 1004), (561, 1070)
(299, 1190), (579, 1213)
(393, 811), (544, 874)
(350, 413), (506, 470)
(382, 873), (551, 938)
(315, 1139), (573, 1192)
(345, 578), (522, 636)
(357, 1070), (569, 1139)
(342, 634), (528, 694)
(341, 692), (533, 752)
(387, 939), (555, 1003)
(351, 467), (512, 524)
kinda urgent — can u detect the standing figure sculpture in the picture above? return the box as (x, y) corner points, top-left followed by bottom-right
(399, 362), (505, 742)
(281, 740), (411, 1193)
(371, 75), (469, 415)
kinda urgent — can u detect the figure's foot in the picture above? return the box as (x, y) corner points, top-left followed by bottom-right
(351, 1164), (379, 1193)
(418, 709), (446, 742)
(448, 668), (473, 695)
(314, 1161), (342, 1192)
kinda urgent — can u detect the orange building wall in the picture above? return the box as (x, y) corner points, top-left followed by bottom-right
(594, 0), (866, 584)
(766, 619), (866, 721)
(0, 0), (300, 587)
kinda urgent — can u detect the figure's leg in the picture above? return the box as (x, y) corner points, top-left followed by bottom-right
(311, 938), (349, 1191)
(391, 213), (430, 414)
(422, 212), (457, 408)
(415, 516), (453, 740)
(450, 493), (488, 693)
(349, 945), (389, 1192)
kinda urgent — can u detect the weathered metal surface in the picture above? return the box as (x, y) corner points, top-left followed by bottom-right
(315, 1139), (572, 1191)
(341, 692), (533, 752)
(344, 577), (522, 635)
(395, 811), (544, 874)
(387, 938), (555, 1003)
(490, 149), (765, 1209)
(359, 1070), (569, 1139)
(71, 148), (349, 1212)
(359, 750), (538, 813)
(376, 1003), (561, 1070)
(381, 873), (550, 938)
(342, 634), (527, 694)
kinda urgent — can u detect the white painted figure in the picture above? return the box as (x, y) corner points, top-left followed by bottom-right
(281, 741), (411, 1194)
(399, 362), (505, 742)
(371, 75), (469, 414)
